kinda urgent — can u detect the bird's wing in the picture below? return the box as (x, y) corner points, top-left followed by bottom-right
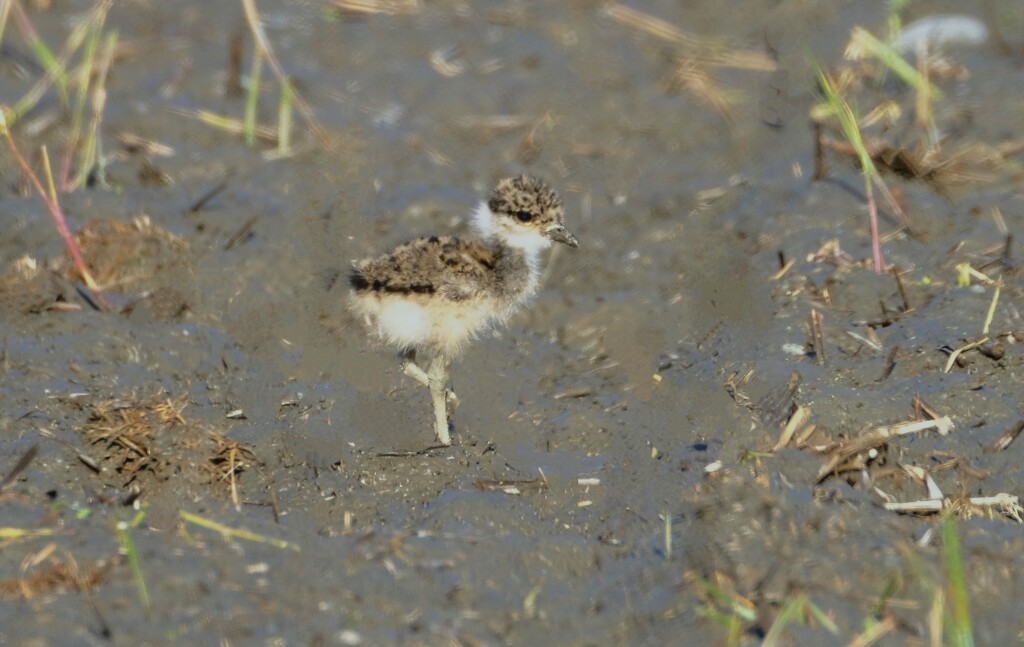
(351, 236), (496, 301)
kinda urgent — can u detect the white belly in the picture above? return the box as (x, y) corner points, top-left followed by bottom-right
(353, 292), (499, 357)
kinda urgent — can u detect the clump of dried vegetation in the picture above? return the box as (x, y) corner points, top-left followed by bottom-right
(83, 394), (255, 504)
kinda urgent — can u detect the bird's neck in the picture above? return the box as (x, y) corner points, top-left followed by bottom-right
(473, 200), (551, 304)
(491, 238), (543, 305)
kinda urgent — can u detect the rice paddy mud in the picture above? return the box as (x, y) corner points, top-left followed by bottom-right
(2, 0), (1024, 644)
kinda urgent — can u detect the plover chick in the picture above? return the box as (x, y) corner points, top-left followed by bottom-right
(349, 175), (579, 446)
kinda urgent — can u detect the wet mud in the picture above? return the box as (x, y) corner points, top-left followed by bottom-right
(2, 0), (1024, 644)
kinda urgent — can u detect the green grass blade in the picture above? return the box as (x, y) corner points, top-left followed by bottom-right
(244, 51), (263, 147)
(815, 64), (877, 181)
(115, 519), (152, 617)
(0, 0), (12, 47)
(943, 516), (974, 647)
(180, 510), (300, 551)
(70, 30), (116, 191)
(850, 27), (941, 99)
(62, 20), (101, 186)
(277, 80), (293, 156)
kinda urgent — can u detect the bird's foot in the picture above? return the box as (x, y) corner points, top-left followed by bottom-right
(402, 352), (459, 411)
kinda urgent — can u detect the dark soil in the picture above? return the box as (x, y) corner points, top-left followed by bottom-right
(2, 1), (1024, 645)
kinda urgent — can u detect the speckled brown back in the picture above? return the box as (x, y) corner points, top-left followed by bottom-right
(350, 235), (517, 302)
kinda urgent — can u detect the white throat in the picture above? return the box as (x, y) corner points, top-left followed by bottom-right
(472, 200), (551, 276)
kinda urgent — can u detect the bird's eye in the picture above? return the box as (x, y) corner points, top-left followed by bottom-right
(515, 210), (533, 222)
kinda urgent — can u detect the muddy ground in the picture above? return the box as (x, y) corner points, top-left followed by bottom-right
(2, 0), (1024, 644)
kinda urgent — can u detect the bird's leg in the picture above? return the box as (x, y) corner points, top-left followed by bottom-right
(427, 354), (452, 446)
(401, 349), (459, 411)
(400, 349), (429, 385)
(445, 374), (460, 412)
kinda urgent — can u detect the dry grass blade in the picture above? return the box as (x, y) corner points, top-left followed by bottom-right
(207, 432), (256, 510)
(171, 107), (278, 143)
(456, 114), (530, 130)
(0, 552), (115, 599)
(816, 417), (953, 483)
(115, 132), (174, 157)
(848, 615), (896, 647)
(900, 463), (944, 500)
(846, 330), (883, 352)
(770, 257), (795, 281)
(0, 0), (11, 46)
(722, 367), (755, 409)
(0, 527), (57, 548)
(58, 10), (102, 189)
(514, 111), (555, 164)
(912, 395), (944, 422)
(981, 283), (1000, 336)
(984, 420), (1024, 454)
(882, 492), (1022, 519)
(807, 309), (825, 365)
(773, 405), (811, 451)
(663, 60), (736, 120)
(0, 444), (37, 491)
(179, 510), (300, 551)
(603, 3), (775, 71)
(331, 0), (421, 16)
(473, 477), (548, 495)
(69, 30), (117, 191)
(7, 0), (113, 125)
(942, 337), (988, 374)
(240, 0), (323, 138)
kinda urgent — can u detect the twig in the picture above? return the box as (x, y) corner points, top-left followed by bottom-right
(807, 309), (825, 365)
(984, 420), (1024, 454)
(187, 172), (232, 213)
(0, 444), (37, 491)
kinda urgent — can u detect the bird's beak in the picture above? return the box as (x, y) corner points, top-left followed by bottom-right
(546, 224), (579, 248)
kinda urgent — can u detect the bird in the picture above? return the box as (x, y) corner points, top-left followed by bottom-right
(349, 175), (578, 446)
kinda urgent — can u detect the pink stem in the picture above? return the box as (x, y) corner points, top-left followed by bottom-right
(2, 128), (110, 311)
(866, 179), (884, 273)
